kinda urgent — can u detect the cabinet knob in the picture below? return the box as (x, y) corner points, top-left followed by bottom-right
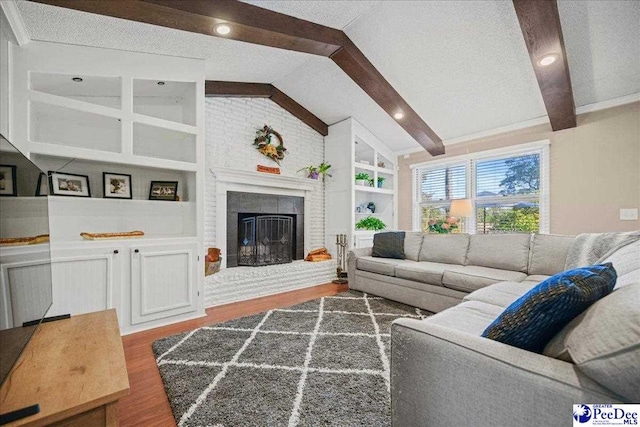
(134, 249), (139, 253)
(113, 250), (119, 254)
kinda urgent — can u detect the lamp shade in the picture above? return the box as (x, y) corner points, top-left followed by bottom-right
(450, 199), (473, 218)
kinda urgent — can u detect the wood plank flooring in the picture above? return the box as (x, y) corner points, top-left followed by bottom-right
(118, 282), (348, 426)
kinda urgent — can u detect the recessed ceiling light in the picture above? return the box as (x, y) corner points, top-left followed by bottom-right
(537, 53), (559, 67)
(157, 81), (165, 86)
(72, 77), (83, 82)
(393, 112), (404, 120)
(214, 23), (232, 36)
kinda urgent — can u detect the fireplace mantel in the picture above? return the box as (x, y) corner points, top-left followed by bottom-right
(212, 167), (320, 269)
(211, 167), (321, 192)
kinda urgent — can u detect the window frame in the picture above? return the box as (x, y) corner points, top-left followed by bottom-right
(411, 140), (550, 234)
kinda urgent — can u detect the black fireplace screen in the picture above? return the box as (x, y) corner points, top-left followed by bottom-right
(238, 215), (294, 266)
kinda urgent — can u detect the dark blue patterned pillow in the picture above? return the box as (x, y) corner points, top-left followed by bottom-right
(481, 263), (617, 353)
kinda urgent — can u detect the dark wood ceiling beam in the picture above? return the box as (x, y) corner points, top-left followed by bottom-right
(205, 81), (329, 136)
(513, 0), (576, 131)
(32, 0), (444, 154)
(331, 37), (444, 155)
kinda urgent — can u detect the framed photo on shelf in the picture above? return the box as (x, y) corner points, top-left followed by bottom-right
(149, 181), (178, 201)
(35, 172), (48, 196)
(49, 171), (91, 197)
(0, 164), (17, 196)
(103, 172), (132, 199)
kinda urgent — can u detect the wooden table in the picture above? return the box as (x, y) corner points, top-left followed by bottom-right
(0, 310), (130, 426)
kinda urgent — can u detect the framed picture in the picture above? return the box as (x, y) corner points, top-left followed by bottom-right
(0, 164), (17, 196)
(35, 172), (48, 196)
(103, 172), (132, 199)
(49, 171), (91, 197)
(149, 181), (178, 201)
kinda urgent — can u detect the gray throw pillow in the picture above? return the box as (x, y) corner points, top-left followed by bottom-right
(372, 231), (406, 259)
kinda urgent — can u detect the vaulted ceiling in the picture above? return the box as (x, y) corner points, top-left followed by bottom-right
(14, 0), (640, 153)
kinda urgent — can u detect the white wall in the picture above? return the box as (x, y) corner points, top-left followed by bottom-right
(204, 97), (326, 251)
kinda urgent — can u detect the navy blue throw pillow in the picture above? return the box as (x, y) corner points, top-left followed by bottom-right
(481, 263), (617, 353)
(371, 231), (406, 259)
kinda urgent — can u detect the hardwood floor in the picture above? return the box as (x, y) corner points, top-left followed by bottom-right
(118, 282), (348, 426)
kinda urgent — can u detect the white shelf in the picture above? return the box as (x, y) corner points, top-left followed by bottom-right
(30, 90), (123, 120)
(355, 186), (394, 195)
(132, 112), (198, 135)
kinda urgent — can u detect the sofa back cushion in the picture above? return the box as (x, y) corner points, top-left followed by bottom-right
(543, 282), (640, 402)
(528, 234), (575, 276)
(466, 234), (532, 272)
(418, 234), (469, 265)
(600, 240), (640, 290)
(371, 231), (406, 259)
(404, 232), (424, 261)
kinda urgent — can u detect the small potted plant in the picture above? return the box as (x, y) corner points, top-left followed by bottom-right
(298, 162), (332, 180)
(355, 216), (386, 231)
(355, 172), (370, 186)
(377, 176), (386, 188)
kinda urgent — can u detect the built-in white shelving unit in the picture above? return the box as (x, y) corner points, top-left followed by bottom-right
(324, 118), (398, 253)
(6, 40), (206, 334)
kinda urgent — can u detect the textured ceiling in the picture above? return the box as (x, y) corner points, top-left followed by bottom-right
(558, 0), (640, 107)
(274, 57), (418, 151)
(343, 1), (548, 141)
(15, 0), (310, 83)
(13, 0), (640, 153)
(241, 1), (380, 29)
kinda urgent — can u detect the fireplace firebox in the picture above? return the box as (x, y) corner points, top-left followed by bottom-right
(238, 214), (294, 266)
(226, 192), (304, 268)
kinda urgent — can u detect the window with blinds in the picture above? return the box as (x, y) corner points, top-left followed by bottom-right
(413, 145), (548, 234)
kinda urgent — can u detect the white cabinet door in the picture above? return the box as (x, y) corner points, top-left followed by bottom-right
(49, 246), (123, 319)
(130, 242), (197, 325)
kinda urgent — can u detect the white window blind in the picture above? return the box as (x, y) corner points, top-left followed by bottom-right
(412, 143), (549, 234)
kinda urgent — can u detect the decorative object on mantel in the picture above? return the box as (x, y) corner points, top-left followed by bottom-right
(332, 234), (348, 284)
(80, 230), (144, 240)
(304, 247), (332, 262)
(254, 124), (287, 165)
(257, 165), (281, 174)
(298, 162), (332, 180)
(355, 216), (386, 231)
(427, 217), (459, 234)
(0, 234), (49, 246)
(355, 172), (370, 186)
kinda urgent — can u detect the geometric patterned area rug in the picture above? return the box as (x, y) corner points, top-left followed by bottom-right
(152, 290), (430, 426)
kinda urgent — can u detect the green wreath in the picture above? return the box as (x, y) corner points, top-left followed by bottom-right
(254, 125), (286, 165)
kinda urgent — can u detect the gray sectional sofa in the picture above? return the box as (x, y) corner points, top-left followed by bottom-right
(347, 232), (574, 313)
(347, 232), (640, 427)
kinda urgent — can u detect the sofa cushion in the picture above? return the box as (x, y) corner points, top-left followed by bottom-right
(372, 231), (406, 259)
(523, 275), (550, 286)
(355, 269), (467, 300)
(418, 234), (469, 265)
(482, 263), (617, 354)
(356, 256), (401, 276)
(442, 266), (527, 293)
(528, 234), (574, 276)
(395, 262), (467, 286)
(464, 281), (539, 308)
(600, 240), (640, 290)
(543, 283), (640, 402)
(466, 234), (532, 272)
(404, 232), (424, 261)
(422, 300), (504, 335)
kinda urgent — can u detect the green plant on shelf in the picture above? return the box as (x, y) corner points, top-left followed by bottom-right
(355, 172), (370, 180)
(355, 216), (386, 230)
(377, 176), (386, 188)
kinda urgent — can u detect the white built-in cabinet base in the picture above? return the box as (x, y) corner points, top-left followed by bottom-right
(48, 238), (203, 335)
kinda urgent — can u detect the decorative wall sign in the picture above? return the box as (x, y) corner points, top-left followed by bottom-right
(254, 125), (286, 165)
(0, 164), (17, 196)
(49, 171), (91, 197)
(257, 165), (281, 174)
(103, 172), (132, 199)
